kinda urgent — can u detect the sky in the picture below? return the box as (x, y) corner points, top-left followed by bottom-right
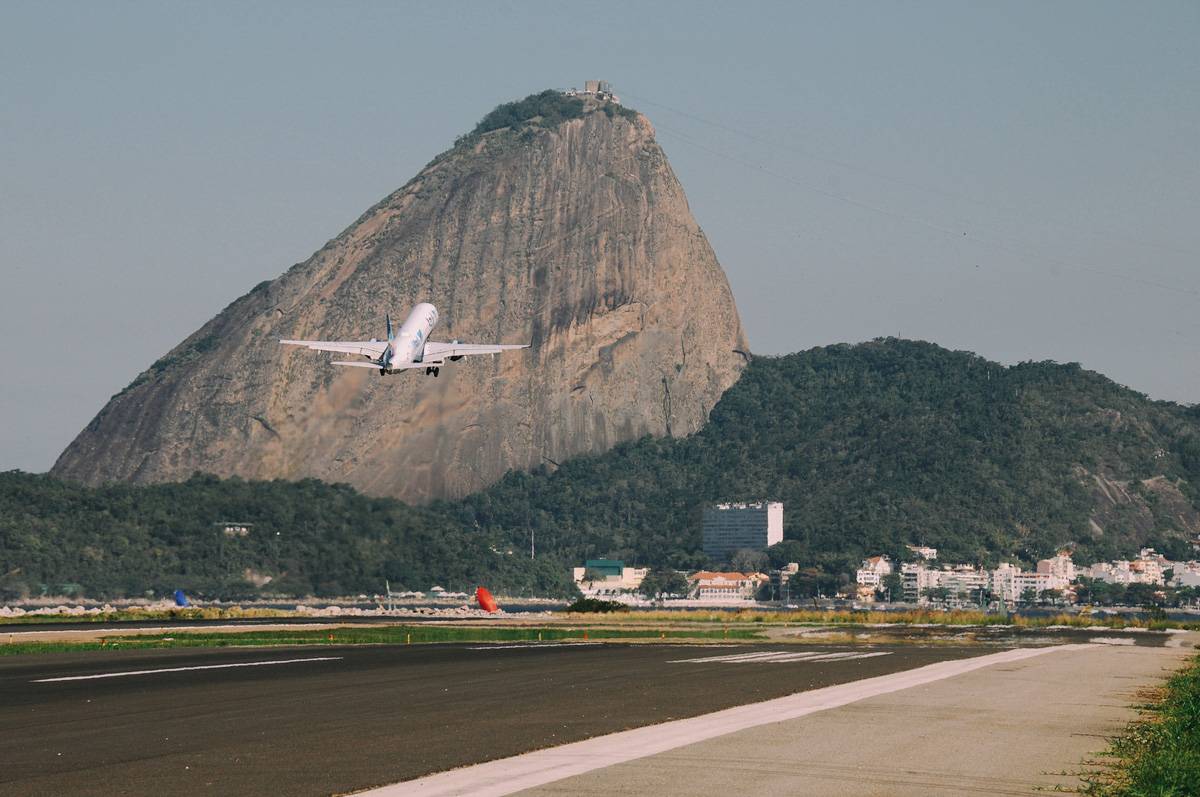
(2, 1), (1198, 472)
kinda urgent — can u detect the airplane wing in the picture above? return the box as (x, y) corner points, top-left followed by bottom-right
(423, 341), (530, 360)
(280, 339), (389, 358)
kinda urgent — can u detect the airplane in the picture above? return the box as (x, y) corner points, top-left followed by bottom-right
(280, 302), (528, 377)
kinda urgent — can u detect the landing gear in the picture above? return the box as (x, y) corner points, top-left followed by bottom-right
(379, 368), (387, 375)
(425, 366), (440, 377)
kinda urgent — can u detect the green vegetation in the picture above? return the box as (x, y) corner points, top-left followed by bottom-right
(0, 606), (293, 624)
(4, 609), (1194, 663)
(1076, 577), (1200, 609)
(454, 340), (1200, 579)
(565, 597), (630, 613)
(566, 608), (1200, 630)
(638, 569), (691, 600)
(1085, 654), (1200, 796)
(0, 623), (761, 657)
(470, 90), (586, 136)
(5, 339), (1199, 600)
(601, 102), (639, 122)
(0, 471), (574, 600)
(457, 89), (637, 147)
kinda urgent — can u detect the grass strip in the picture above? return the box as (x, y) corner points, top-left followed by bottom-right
(0, 623), (762, 656)
(5, 607), (1196, 631)
(576, 609), (1200, 630)
(1084, 653), (1200, 796)
(0, 607), (303, 624)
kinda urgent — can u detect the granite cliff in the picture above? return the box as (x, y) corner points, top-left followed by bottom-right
(52, 93), (748, 501)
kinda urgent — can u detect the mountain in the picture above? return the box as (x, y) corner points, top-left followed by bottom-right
(51, 91), (747, 502)
(456, 339), (1200, 572)
(12, 340), (1199, 600)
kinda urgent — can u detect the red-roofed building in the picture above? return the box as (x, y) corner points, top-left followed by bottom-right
(688, 571), (768, 601)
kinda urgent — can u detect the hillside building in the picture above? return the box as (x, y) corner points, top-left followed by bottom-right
(900, 562), (941, 602)
(565, 79), (621, 104)
(571, 559), (648, 597)
(855, 556), (893, 601)
(771, 562), (800, 602)
(1084, 549), (1166, 586)
(1037, 551), (1077, 581)
(907, 545), (938, 561)
(940, 566), (991, 602)
(991, 563), (1069, 603)
(688, 571), (768, 601)
(1173, 562), (1200, 588)
(902, 563), (989, 604)
(701, 502), (784, 561)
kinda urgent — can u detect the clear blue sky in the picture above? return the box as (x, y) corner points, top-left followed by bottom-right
(2, 1), (1198, 471)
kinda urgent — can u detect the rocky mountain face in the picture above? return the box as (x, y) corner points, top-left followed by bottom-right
(52, 95), (748, 502)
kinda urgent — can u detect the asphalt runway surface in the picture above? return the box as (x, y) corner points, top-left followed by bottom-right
(1, 641), (987, 796)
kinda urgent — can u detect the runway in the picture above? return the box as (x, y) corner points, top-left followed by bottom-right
(1, 641), (980, 796)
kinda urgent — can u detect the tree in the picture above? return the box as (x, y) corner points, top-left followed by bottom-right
(581, 568), (606, 586)
(1019, 587), (1038, 606)
(766, 540), (807, 569)
(639, 569), (689, 601)
(730, 548), (768, 574)
(922, 586), (951, 605)
(1125, 582), (1160, 607)
(878, 573), (904, 603)
(1038, 588), (1063, 606)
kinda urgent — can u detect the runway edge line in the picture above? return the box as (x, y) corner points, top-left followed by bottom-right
(355, 644), (1088, 797)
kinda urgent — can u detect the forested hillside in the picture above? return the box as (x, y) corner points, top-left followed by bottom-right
(0, 473), (568, 600)
(453, 339), (1200, 574)
(5, 340), (1199, 599)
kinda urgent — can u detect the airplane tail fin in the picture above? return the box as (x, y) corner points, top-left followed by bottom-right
(386, 313), (394, 341)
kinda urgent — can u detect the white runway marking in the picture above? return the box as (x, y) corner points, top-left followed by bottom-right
(32, 656), (343, 683)
(465, 643), (601, 650)
(357, 645), (1086, 797)
(668, 650), (893, 664)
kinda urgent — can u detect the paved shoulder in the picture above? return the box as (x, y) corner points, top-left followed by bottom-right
(517, 639), (1195, 796)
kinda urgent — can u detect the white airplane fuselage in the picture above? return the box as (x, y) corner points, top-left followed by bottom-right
(280, 301), (528, 377)
(385, 302), (440, 371)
